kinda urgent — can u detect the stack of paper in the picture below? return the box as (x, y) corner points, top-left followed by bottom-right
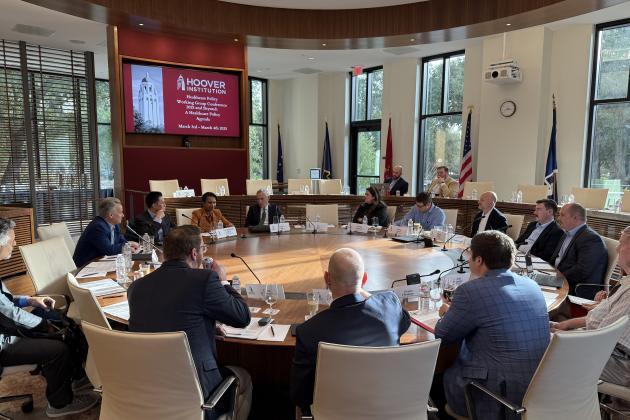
(103, 301), (130, 321)
(79, 279), (125, 297)
(410, 310), (441, 333)
(541, 290), (559, 309)
(222, 318), (289, 341)
(568, 295), (596, 306)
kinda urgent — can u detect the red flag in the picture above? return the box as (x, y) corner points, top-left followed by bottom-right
(383, 117), (393, 181)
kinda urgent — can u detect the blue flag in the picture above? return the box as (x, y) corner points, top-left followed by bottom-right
(276, 124), (284, 183)
(545, 97), (558, 202)
(321, 122), (332, 179)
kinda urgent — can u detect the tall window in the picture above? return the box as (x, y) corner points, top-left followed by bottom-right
(586, 20), (630, 207)
(96, 80), (114, 194)
(418, 51), (465, 191)
(350, 66), (383, 194)
(249, 77), (268, 180)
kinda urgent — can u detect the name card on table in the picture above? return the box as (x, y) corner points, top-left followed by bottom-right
(211, 227), (238, 239)
(392, 284), (422, 300)
(173, 189), (195, 197)
(387, 225), (407, 237)
(269, 223), (291, 233)
(305, 222), (329, 232)
(349, 223), (369, 234)
(440, 272), (470, 291)
(245, 284), (286, 300)
(312, 288), (333, 305)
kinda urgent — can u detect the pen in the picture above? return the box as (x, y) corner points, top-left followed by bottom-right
(270, 325), (275, 336)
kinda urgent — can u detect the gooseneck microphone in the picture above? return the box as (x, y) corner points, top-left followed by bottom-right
(304, 215), (318, 235)
(125, 222), (163, 253)
(230, 253), (262, 284)
(390, 269), (441, 288)
(436, 261), (469, 285)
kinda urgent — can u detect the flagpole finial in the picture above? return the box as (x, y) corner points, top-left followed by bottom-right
(467, 105), (474, 111)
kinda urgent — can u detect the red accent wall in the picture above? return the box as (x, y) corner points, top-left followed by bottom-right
(116, 27), (247, 203)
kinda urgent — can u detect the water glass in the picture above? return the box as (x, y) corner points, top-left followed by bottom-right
(306, 291), (319, 317)
(264, 284), (278, 317)
(115, 254), (128, 285)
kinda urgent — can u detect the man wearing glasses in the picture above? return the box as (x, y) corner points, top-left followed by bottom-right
(395, 192), (446, 230)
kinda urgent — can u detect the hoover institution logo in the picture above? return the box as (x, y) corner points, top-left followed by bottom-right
(177, 74), (186, 92)
(176, 74), (227, 94)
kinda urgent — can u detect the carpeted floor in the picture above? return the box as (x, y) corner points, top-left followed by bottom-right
(0, 371), (100, 419)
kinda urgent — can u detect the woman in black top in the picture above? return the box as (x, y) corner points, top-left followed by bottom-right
(352, 186), (389, 226)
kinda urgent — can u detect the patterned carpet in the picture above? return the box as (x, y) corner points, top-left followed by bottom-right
(0, 372), (99, 419)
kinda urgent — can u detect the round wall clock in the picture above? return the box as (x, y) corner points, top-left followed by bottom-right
(500, 100), (517, 117)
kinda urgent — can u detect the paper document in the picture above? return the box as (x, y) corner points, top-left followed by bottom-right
(541, 290), (559, 309)
(568, 295), (596, 306)
(258, 324), (290, 342)
(514, 255), (554, 272)
(222, 318), (272, 340)
(79, 279), (125, 297)
(103, 301), (130, 321)
(410, 310), (441, 333)
(82, 260), (118, 273)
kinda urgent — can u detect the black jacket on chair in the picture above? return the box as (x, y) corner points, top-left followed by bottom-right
(470, 208), (508, 236)
(128, 260), (250, 403)
(515, 220), (564, 263)
(550, 225), (608, 298)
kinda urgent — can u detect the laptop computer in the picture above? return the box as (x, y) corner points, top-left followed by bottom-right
(528, 272), (564, 288)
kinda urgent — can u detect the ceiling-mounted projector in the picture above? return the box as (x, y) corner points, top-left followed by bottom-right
(483, 59), (522, 84)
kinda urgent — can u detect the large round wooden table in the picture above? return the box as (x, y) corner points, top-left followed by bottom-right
(93, 228), (568, 419)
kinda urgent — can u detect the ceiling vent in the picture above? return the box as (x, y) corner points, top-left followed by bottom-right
(294, 68), (321, 74)
(383, 46), (420, 56)
(12, 24), (55, 37)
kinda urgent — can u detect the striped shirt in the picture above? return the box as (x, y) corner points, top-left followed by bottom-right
(586, 276), (630, 351)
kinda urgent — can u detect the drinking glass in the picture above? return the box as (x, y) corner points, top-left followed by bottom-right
(419, 282), (431, 313)
(263, 284), (278, 316)
(372, 217), (379, 235)
(414, 223), (422, 237)
(429, 280), (443, 311)
(306, 291), (319, 317)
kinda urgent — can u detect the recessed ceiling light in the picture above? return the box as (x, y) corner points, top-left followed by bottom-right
(138, 23), (144, 26)
(410, 38), (415, 42)
(506, 23), (511, 26)
(322, 43), (327, 47)
(69, 39), (86, 45)
(256, 70), (262, 73)
(234, 38), (239, 42)
(307, 57), (315, 60)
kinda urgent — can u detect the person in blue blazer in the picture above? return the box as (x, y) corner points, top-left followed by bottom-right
(290, 248), (411, 412)
(73, 197), (139, 267)
(435, 231), (550, 419)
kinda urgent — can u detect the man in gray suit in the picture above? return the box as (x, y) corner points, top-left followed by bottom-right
(435, 231), (550, 419)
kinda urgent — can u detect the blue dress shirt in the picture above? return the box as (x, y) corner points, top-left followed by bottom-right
(395, 203), (446, 230)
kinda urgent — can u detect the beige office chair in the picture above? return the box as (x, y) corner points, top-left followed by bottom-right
(319, 179), (343, 195)
(504, 214), (525, 241)
(462, 181), (495, 199)
(516, 185), (549, 204)
(67, 273), (110, 389)
(0, 364), (37, 416)
(306, 204), (339, 226)
(201, 179), (230, 196)
(460, 316), (628, 420)
(287, 179), (313, 195)
(621, 191), (630, 213)
(386, 205), (398, 224)
(175, 208), (195, 226)
(82, 322), (250, 420)
(570, 187), (608, 210)
(149, 179), (180, 198)
(246, 179), (272, 196)
(444, 209), (458, 229)
(19, 236), (78, 319)
(310, 340), (440, 420)
(37, 222), (76, 255)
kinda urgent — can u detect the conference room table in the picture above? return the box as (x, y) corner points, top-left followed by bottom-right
(89, 227), (568, 389)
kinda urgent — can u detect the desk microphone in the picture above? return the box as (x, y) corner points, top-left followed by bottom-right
(181, 213), (195, 223)
(125, 223), (163, 253)
(304, 215), (318, 235)
(230, 253), (262, 284)
(437, 261), (469, 285)
(390, 269), (441, 288)
(457, 246), (470, 263)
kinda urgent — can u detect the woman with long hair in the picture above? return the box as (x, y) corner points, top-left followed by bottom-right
(352, 186), (389, 226)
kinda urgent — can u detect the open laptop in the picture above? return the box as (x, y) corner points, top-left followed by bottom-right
(527, 272), (564, 288)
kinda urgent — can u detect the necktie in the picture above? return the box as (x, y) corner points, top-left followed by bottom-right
(110, 227), (115, 245)
(259, 208), (267, 226)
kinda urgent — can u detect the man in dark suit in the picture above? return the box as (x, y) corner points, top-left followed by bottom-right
(290, 248), (411, 412)
(127, 191), (172, 245)
(384, 165), (409, 196)
(128, 225), (252, 420)
(73, 197), (139, 267)
(515, 198), (564, 263)
(551, 203), (608, 298)
(471, 191), (508, 236)
(245, 189), (283, 232)
(435, 231), (550, 419)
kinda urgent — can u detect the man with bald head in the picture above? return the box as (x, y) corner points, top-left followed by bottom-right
(471, 191), (508, 236)
(290, 248), (411, 412)
(550, 202), (608, 298)
(385, 165), (409, 196)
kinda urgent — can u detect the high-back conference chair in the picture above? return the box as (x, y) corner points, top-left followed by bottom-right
(570, 187), (608, 210)
(575, 236), (619, 298)
(319, 179), (343, 195)
(516, 185), (549, 204)
(246, 179), (272, 196)
(82, 322), (245, 420)
(305, 204), (339, 226)
(288, 179), (313, 195)
(201, 179), (230, 196)
(461, 316), (629, 420)
(149, 179), (180, 197)
(462, 181), (495, 199)
(620, 190), (630, 213)
(310, 340), (440, 420)
(176, 208), (195, 226)
(504, 214), (525, 241)
(37, 222), (76, 255)
(444, 209), (458, 229)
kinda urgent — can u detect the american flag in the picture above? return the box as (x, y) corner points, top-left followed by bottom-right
(458, 110), (473, 198)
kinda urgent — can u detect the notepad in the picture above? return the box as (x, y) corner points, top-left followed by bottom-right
(79, 279), (126, 297)
(103, 301), (130, 321)
(568, 295), (596, 306)
(410, 310), (441, 333)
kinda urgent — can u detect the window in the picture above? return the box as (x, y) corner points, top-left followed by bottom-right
(249, 77), (268, 180)
(585, 20), (630, 207)
(0, 40), (99, 235)
(418, 51), (465, 191)
(350, 67), (383, 193)
(96, 80), (114, 193)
